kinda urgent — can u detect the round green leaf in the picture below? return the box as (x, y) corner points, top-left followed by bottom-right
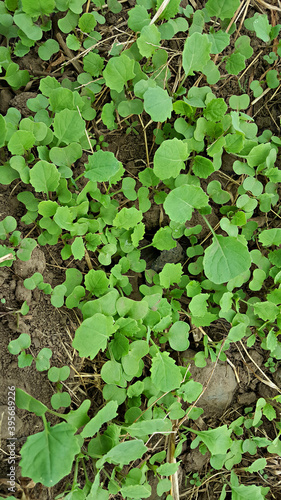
(152, 226), (177, 251)
(83, 52), (104, 77)
(229, 94), (250, 110)
(8, 333), (31, 355)
(98, 243), (117, 266)
(51, 392), (71, 410)
(192, 155), (214, 178)
(17, 238), (37, 261)
(137, 24), (161, 58)
(58, 11), (79, 34)
(164, 185), (209, 223)
(51, 284), (67, 308)
(168, 321), (190, 351)
(159, 263), (183, 289)
(13, 14), (42, 40)
(113, 207), (142, 230)
(153, 138), (188, 179)
(38, 39), (59, 61)
(103, 384), (127, 404)
(72, 313), (116, 359)
(49, 143), (82, 167)
(183, 32), (211, 76)
(207, 180), (231, 204)
(143, 87), (173, 122)
(0, 216), (17, 239)
(101, 360), (125, 386)
(30, 161), (60, 193)
(66, 34), (81, 50)
(8, 130), (35, 155)
(128, 4), (150, 32)
(203, 235), (251, 284)
(21, 0), (55, 16)
(266, 70), (279, 89)
(65, 286), (85, 308)
(118, 99), (143, 117)
(103, 53), (135, 93)
(53, 109), (85, 145)
(225, 53), (246, 75)
(20, 422), (81, 486)
(35, 348), (52, 371)
(78, 12), (97, 33)
(151, 351), (182, 392)
(206, 0), (240, 20)
(84, 150), (121, 182)
(208, 30), (230, 53)
(84, 269), (109, 296)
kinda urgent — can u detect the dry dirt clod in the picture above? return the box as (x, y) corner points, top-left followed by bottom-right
(182, 446), (211, 473)
(13, 247), (46, 279)
(15, 281), (32, 305)
(181, 350), (238, 417)
(237, 391), (256, 405)
(9, 92), (37, 118)
(0, 89), (13, 114)
(151, 242), (184, 272)
(186, 211), (219, 240)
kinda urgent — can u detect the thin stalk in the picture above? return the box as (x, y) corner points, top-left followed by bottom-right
(71, 458), (79, 490)
(201, 214), (217, 238)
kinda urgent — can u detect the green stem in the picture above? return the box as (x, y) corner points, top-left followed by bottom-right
(146, 326), (151, 345)
(149, 337), (159, 352)
(42, 413), (48, 430)
(140, 243), (152, 250)
(73, 173), (85, 182)
(177, 73), (189, 89)
(71, 458), (79, 490)
(81, 458), (90, 488)
(201, 214), (217, 238)
(110, 188), (122, 197)
(45, 408), (68, 419)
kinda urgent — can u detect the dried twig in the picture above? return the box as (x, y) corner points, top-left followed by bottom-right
(255, 0), (281, 11)
(55, 32), (83, 73)
(150, 0), (172, 25)
(239, 341), (281, 393)
(0, 253), (14, 264)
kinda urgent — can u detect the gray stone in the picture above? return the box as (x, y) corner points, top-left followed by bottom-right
(15, 281), (32, 304)
(10, 92), (37, 118)
(237, 391), (256, 405)
(151, 242), (184, 272)
(273, 366), (281, 387)
(183, 446), (210, 472)
(13, 247), (46, 279)
(181, 350), (238, 416)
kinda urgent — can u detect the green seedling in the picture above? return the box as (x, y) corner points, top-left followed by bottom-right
(48, 364), (72, 411)
(8, 333), (33, 368)
(8, 334), (52, 370)
(1, 1), (281, 498)
(125, 119), (139, 135)
(35, 348), (52, 371)
(190, 472), (201, 487)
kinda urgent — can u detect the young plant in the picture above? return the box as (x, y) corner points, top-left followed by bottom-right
(1, 0), (281, 498)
